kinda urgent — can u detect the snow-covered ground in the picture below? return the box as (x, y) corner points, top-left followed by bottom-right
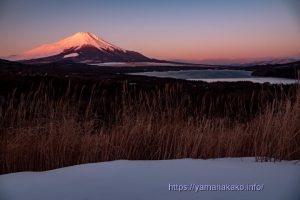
(188, 77), (298, 84)
(90, 62), (191, 67)
(0, 158), (299, 200)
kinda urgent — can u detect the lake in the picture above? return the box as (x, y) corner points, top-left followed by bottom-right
(129, 70), (298, 84)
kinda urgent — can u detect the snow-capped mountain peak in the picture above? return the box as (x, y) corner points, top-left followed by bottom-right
(7, 32), (128, 61)
(59, 32), (125, 52)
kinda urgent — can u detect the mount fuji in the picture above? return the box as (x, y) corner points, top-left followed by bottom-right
(6, 32), (154, 64)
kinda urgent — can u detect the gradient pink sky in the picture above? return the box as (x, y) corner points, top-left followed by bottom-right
(0, 0), (300, 61)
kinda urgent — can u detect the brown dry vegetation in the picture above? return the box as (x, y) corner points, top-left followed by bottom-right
(0, 82), (300, 174)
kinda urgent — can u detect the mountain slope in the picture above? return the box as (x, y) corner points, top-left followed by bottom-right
(6, 32), (152, 64)
(251, 61), (300, 79)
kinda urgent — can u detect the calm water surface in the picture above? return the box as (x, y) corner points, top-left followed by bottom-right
(129, 70), (297, 84)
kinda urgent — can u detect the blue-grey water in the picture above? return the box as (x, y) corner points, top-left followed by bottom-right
(129, 70), (297, 84)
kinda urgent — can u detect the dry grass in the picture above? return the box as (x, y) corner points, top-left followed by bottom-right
(0, 83), (300, 174)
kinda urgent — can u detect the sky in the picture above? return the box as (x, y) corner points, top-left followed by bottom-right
(0, 0), (300, 61)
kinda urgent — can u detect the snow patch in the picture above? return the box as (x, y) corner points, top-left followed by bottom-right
(63, 53), (79, 58)
(0, 158), (299, 200)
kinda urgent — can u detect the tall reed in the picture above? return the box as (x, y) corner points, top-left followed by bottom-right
(0, 82), (299, 174)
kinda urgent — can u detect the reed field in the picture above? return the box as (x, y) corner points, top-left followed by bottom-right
(0, 81), (299, 174)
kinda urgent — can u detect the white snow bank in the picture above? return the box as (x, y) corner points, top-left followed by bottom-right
(0, 158), (299, 200)
(63, 53), (79, 58)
